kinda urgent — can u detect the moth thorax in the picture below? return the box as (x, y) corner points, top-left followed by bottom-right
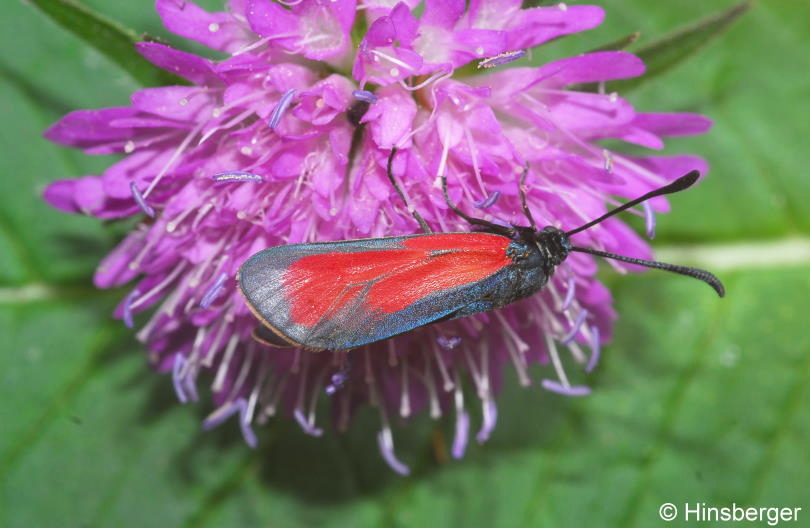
(535, 226), (572, 267)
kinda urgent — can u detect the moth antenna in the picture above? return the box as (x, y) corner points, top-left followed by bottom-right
(565, 171), (724, 296)
(518, 164), (538, 230)
(566, 171), (699, 237)
(386, 148), (432, 233)
(570, 246), (725, 297)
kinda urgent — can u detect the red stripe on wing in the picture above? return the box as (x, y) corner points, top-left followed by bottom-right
(282, 233), (512, 327)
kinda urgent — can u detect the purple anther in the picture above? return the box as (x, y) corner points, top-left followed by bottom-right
(130, 182), (155, 217)
(541, 379), (591, 397)
(325, 353), (353, 395)
(476, 398), (498, 443)
(172, 354), (188, 404)
(561, 308), (589, 345)
(268, 88), (296, 130)
(212, 171), (264, 183)
(478, 50), (526, 69)
(352, 89), (378, 104)
(561, 275), (576, 311)
(377, 430), (410, 476)
(238, 401), (258, 448)
(643, 201), (656, 239)
(474, 190), (502, 209)
(437, 335), (462, 350)
(451, 410), (470, 459)
(202, 398), (240, 429)
(294, 408), (323, 437)
(202, 398), (257, 447)
(183, 374), (199, 403)
(325, 370), (349, 395)
(200, 272), (228, 309)
(122, 288), (141, 329)
(585, 325), (601, 373)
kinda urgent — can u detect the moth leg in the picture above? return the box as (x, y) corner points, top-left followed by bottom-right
(386, 148), (432, 234)
(518, 164), (538, 230)
(441, 168), (514, 237)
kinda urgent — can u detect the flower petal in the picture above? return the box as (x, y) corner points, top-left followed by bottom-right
(505, 5), (604, 49)
(155, 0), (250, 53)
(43, 108), (137, 149)
(366, 86), (417, 148)
(136, 42), (223, 86)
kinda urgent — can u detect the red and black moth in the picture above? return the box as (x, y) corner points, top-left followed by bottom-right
(237, 149), (724, 352)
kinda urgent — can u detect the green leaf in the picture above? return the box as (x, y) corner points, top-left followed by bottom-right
(587, 31), (640, 53)
(26, 0), (184, 87)
(574, 2), (751, 93)
(621, 1), (751, 90)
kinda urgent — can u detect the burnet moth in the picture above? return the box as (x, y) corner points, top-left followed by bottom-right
(238, 148), (724, 352)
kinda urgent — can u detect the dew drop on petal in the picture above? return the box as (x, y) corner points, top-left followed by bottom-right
(241, 146), (253, 156)
(179, 98), (189, 106)
(124, 141), (135, 153)
(389, 67), (400, 77)
(208, 22), (220, 32)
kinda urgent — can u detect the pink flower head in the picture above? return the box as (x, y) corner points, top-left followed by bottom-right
(44, 0), (711, 474)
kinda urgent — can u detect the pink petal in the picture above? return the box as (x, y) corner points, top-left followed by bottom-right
(44, 108), (136, 148)
(136, 42), (222, 86)
(633, 113), (713, 137)
(547, 92), (636, 132)
(505, 5), (604, 49)
(43, 178), (84, 213)
(422, 0), (465, 28)
(467, 0), (522, 29)
(155, 0), (249, 53)
(538, 52), (646, 88)
(131, 86), (211, 122)
(366, 86), (417, 148)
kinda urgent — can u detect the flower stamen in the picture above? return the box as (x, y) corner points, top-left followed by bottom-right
(212, 334), (239, 392)
(202, 398), (258, 447)
(200, 271), (228, 308)
(561, 273), (576, 311)
(268, 88), (297, 130)
(541, 379), (591, 396)
(122, 288), (141, 329)
(477, 396), (498, 443)
(643, 201), (656, 239)
(130, 183), (155, 218)
(399, 353), (411, 417)
(377, 424), (410, 476)
(585, 325), (602, 373)
(172, 354), (190, 404)
(474, 191), (501, 209)
(560, 308), (589, 345)
(352, 89), (378, 104)
(477, 50), (526, 69)
(451, 373), (469, 459)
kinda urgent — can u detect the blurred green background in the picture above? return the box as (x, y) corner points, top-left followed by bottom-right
(1, 1), (808, 526)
